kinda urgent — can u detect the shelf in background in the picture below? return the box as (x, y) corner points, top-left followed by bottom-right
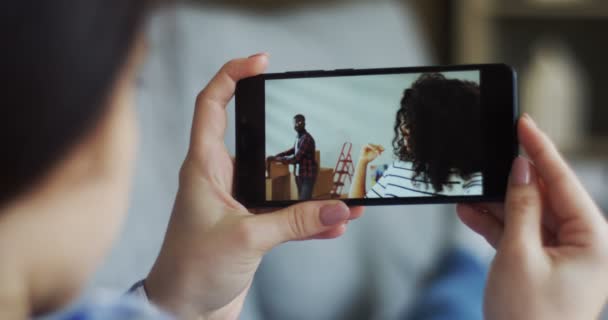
(492, 1), (608, 19)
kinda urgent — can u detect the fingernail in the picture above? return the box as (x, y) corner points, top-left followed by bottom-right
(522, 113), (536, 127)
(320, 203), (349, 226)
(472, 205), (490, 214)
(510, 156), (531, 185)
(249, 52), (268, 58)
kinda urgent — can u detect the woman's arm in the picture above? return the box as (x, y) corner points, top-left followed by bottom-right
(348, 144), (384, 198)
(349, 160), (368, 198)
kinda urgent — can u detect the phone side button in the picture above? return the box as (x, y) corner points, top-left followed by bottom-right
(334, 68), (354, 72)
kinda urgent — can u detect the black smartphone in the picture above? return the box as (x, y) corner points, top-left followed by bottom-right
(235, 64), (518, 208)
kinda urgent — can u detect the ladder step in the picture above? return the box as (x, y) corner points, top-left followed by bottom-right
(333, 142), (354, 195)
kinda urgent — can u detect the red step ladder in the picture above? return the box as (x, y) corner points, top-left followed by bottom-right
(330, 142), (355, 198)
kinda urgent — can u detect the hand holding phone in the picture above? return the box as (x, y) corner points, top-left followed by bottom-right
(146, 55), (364, 319)
(458, 115), (608, 320)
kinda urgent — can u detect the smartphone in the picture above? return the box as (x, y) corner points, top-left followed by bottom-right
(235, 64), (518, 208)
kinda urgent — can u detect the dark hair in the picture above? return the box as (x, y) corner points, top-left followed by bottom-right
(1, 1), (150, 205)
(294, 114), (305, 121)
(393, 73), (482, 192)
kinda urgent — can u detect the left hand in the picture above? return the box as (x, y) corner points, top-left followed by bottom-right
(144, 55), (364, 320)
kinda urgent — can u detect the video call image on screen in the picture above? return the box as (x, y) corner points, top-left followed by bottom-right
(265, 71), (483, 201)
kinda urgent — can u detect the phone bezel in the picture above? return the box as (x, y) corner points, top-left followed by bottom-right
(235, 64), (518, 208)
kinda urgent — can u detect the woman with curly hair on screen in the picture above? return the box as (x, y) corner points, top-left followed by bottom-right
(349, 73), (483, 198)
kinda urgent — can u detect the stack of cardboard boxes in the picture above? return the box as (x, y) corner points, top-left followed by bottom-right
(266, 150), (335, 201)
(265, 162), (291, 201)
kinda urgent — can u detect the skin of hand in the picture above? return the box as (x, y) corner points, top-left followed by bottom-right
(457, 114), (608, 320)
(144, 55), (365, 320)
(359, 143), (385, 164)
(348, 143), (385, 198)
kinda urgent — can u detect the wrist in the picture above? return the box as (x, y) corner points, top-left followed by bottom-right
(145, 271), (247, 320)
(145, 248), (203, 318)
(356, 159), (370, 169)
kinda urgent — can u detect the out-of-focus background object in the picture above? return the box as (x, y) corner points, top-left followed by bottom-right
(452, 0), (608, 212)
(92, 0), (608, 319)
(521, 39), (587, 151)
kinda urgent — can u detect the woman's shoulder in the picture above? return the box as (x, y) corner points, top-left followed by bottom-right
(387, 159), (414, 173)
(445, 171), (484, 195)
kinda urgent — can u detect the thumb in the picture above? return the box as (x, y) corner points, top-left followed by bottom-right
(503, 156), (543, 250)
(247, 201), (351, 251)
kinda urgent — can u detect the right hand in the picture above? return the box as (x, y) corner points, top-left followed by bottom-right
(457, 114), (608, 320)
(358, 143), (384, 164)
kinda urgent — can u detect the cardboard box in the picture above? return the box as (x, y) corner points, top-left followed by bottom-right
(288, 167), (335, 200)
(313, 168), (334, 197)
(267, 161), (290, 179)
(265, 175), (291, 201)
(268, 150), (320, 179)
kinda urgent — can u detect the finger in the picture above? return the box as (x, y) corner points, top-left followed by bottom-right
(371, 144), (384, 152)
(468, 202), (556, 247)
(472, 202), (506, 223)
(247, 201), (352, 251)
(349, 206), (365, 220)
(307, 207), (364, 239)
(248, 207), (275, 214)
(191, 54), (269, 148)
(519, 114), (602, 230)
(251, 205), (364, 219)
(502, 156), (544, 250)
(457, 204), (504, 248)
(538, 182), (558, 232)
(309, 224), (348, 240)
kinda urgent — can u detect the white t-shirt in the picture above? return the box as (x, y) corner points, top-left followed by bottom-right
(366, 160), (483, 198)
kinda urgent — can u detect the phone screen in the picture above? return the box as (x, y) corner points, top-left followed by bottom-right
(236, 65), (516, 207)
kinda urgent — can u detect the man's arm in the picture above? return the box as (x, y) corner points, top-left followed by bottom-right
(275, 147), (295, 158)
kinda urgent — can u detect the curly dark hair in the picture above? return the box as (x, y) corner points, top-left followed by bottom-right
(393, 73), (482, 192)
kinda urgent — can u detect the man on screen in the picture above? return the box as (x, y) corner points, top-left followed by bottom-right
(267, 114), (318, 200)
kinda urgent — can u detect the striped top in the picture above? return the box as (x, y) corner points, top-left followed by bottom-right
(366, 160), (483, 198)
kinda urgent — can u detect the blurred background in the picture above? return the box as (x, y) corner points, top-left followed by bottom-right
(92, 0), (608, 319)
